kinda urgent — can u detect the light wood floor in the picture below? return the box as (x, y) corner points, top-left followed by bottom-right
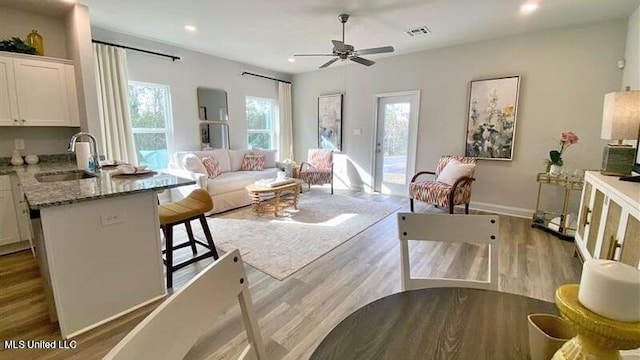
(0, 191), (582, 359)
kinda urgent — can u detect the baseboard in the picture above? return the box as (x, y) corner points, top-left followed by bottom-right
(469, 201), (533, 219)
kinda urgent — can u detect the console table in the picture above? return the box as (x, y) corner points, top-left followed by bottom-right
(310, 288), (557, 359)
(575, 171), (640, 268)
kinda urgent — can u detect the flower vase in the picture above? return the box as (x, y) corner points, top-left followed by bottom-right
(549, 164), (562, 176)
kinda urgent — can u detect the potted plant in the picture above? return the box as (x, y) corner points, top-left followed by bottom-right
(547, 131), (579, 176)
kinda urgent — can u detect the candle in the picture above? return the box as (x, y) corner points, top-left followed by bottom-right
(578, 260), (640, 322)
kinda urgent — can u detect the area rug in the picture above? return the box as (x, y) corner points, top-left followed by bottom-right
(193, 193), (400, 280)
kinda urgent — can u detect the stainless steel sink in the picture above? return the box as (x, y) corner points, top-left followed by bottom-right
(35, 170), (97, 183)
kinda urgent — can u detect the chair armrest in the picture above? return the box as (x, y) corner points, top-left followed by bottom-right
(410, 171), (436, 183)
(160, 168), (207, 189)
(451, 176), (476, 190)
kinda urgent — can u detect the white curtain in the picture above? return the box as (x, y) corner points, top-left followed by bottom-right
(93, 43), (138, 165)
(278, 82), (294, 161)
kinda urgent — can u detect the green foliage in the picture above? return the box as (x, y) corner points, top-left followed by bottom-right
(383, 104), (409, 156)
(549, 150), (563, 166)
(0, 37), (36, 55)
(246, 97), (274, 149)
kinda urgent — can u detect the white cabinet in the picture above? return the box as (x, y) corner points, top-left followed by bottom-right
(0, 53), (79, 127)
(0, 175), (33, 255)
(575, 171), (640, 268)
(0, 175), (20, 246)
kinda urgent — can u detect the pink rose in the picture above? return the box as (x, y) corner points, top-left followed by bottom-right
(560, 131), (579, 145)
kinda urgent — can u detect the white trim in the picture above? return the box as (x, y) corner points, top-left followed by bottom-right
(469, 201), (533, 219)
(64, 294), (165, 339)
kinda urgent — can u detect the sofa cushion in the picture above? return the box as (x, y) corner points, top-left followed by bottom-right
(202, 156), (222, 178)
(174, 150), (231, 173)
(228, 149), (252, 171)
(205, 168), (279, 195)
(252, 148), (277, 168)
(240, 154), (265, 171)
(182, 154), (207, 175)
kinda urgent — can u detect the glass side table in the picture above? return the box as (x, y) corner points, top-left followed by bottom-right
(532, 172), (584, 241)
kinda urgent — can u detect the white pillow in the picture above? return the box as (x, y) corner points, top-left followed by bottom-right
(182, 154), (207, 175)
(252, 148), (277, 168)
(228, 149), (252, 171)
(437, 159), (475, 186)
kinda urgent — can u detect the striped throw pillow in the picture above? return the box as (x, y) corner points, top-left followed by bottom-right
(202, 156), (221, 179)
(240, 154), (265, 171)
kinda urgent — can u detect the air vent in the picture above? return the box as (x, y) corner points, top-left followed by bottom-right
(405, 26), (431, 37)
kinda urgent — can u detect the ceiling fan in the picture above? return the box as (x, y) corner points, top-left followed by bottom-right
(294, 13), (395, 69)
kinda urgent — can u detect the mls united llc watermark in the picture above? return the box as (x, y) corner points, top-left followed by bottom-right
(3, 339), (77, 350)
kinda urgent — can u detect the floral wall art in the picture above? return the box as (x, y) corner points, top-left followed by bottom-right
(465, 76), (521, 160)
(318, 94), (343, 151)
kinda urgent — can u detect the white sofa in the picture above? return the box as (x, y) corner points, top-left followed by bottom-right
(167, 148), (279, 214)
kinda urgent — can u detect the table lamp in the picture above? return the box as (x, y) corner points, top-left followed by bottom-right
(600, 88), (640, 176)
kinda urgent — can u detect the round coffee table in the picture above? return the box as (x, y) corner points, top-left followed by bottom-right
(245, 179), (302, 217)
(310, 287), (557, 359)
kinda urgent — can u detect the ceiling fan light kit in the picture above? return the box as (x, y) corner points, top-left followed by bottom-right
(294, 13), (395, 69)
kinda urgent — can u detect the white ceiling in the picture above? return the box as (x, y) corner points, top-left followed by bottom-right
(78, 0), (638, 74)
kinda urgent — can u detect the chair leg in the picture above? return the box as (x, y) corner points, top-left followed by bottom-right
(199, 215), (219, 260)
(162, 224), (174, 289)
(184, 221), (197, 255)
(410, 198), (414, 212)
(465, 203), (470, 214)
(449, 203), (454, 214)
(330, 180), (333, 194)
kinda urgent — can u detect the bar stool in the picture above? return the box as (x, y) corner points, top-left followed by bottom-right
(158, 189), (219, 288)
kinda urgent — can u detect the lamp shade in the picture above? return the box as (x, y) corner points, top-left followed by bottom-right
(601, 90), (640, 140)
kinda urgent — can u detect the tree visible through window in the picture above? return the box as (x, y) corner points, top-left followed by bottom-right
(246, 96), (276, 149)
(128, 81), (173, 170)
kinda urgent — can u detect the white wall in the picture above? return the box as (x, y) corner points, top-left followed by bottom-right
(623, 6), (640, 90)
(292, 20), (627, 214)
(91, 28), (292, 153)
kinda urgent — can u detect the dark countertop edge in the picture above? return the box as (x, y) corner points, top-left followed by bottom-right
(29, 180), (196, 210)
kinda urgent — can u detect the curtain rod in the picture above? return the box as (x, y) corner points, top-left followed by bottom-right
(241, 71), (291, 84)
(92, 39), (181, 62)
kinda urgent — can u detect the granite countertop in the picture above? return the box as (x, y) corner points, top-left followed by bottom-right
(0, 162), (196, 209)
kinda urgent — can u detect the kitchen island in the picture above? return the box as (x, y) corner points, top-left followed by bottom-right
(4, 162), (195, 338)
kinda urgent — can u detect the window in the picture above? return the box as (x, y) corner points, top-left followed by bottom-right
(128, 81), (173, 170)
(246, 96), (277, 150)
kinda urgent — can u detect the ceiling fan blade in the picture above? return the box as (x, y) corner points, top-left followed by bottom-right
(331, 40), (346, 51)
(349, 56), (375, 66)
(294, 54), (335, 57)
(319, 58), (339, 68)
(355, 46), (395, 55)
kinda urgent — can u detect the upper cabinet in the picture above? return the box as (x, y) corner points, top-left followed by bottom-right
(0, 53), (80, 127)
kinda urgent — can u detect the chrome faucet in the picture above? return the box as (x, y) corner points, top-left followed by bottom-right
(68, 132), (102, 173)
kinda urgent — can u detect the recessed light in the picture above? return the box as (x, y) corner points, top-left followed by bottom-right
(288, 57), (295, 63)
(520, 1), (539, 14)
(184, 25), (197, 32)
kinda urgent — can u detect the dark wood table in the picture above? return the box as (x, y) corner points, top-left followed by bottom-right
(310, 287), (558, 360)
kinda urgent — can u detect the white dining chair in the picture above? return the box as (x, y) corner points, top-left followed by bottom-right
(397, 212), (499, 291)
(103, 249), (267, 360)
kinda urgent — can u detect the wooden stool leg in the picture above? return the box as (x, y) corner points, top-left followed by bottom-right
(199, 215), (219, 260)
(184, 221), (197, 255)
(163, 224), (174, 289)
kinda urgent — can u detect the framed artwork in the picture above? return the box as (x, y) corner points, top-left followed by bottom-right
(465, 75), (520, 160)
(318, 94), (343, 151)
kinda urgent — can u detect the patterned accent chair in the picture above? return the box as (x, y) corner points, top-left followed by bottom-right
(299, 149), (334, 194)
(409, 156), (477, 214)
